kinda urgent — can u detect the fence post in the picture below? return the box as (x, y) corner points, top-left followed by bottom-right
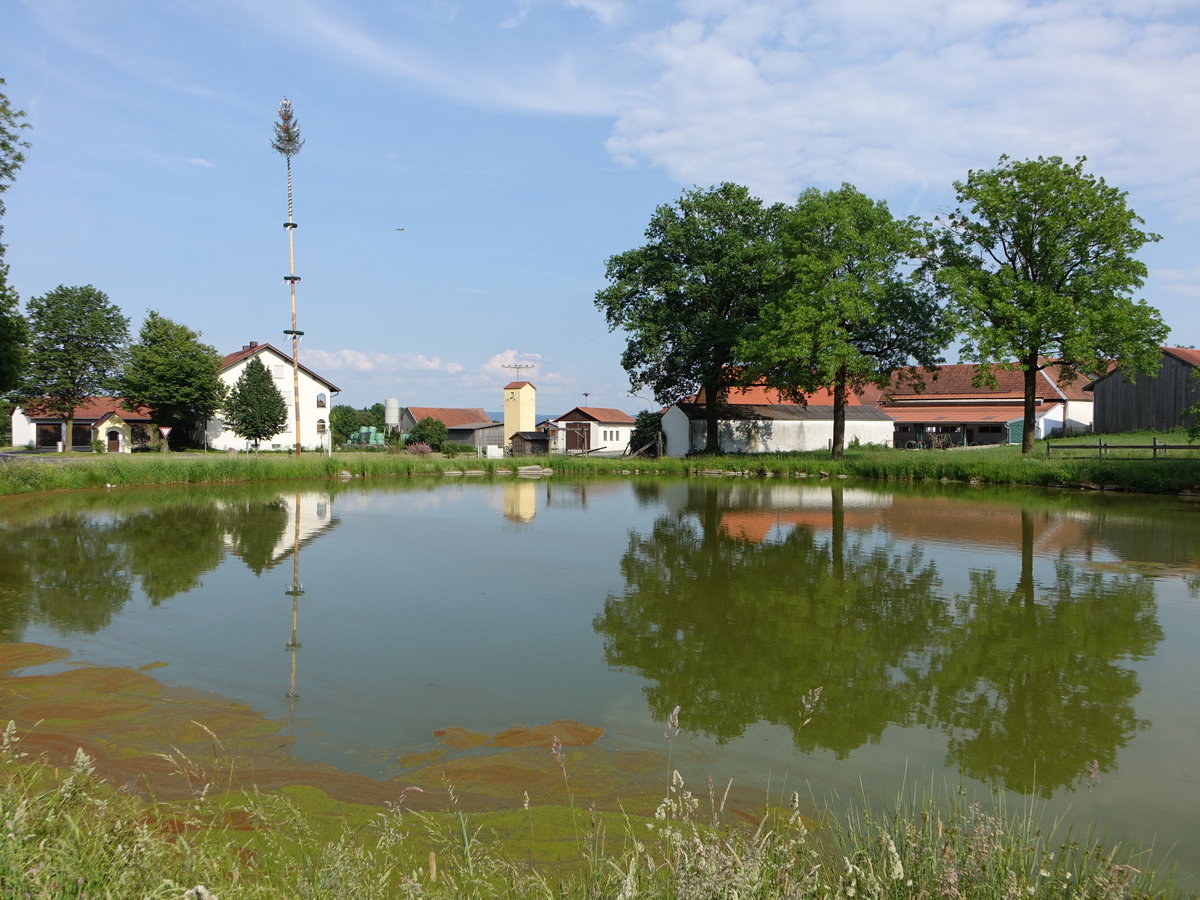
(1153, 437), (1158, 460)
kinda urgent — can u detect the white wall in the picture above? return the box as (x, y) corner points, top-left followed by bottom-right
(1040, 400), (1094, 437)
(555, 418), (634, 453)
(10, 408), (35, 448)
(663, 406), (893, 456)
(208, 347), (336, 451)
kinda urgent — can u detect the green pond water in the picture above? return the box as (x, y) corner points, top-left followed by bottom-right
(0, 477), (1197, 880)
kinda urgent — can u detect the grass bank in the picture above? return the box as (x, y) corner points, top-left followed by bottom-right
(3, 429), (1200, 497)
(0, 722), (1177, 898)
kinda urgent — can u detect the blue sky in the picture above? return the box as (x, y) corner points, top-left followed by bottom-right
(2, 0), (1198, 414)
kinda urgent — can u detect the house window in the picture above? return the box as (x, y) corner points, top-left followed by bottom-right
(316, 393), (327, 408)
(317, 419), (327, 433)
(273, 365), (286, 379)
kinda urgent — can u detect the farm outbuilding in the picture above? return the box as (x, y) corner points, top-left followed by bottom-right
(1087, 347), (1200, 433)
(661, 403), (894, 456)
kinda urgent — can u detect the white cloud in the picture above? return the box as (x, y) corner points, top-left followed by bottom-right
(605, 0), (1200, 216)
(305, 348), (462, 374)
(186, 157), (214, 168)
(564, 0), (628, 25)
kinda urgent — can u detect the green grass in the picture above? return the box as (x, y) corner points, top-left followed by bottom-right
(3, 434), (1200, 497)
(0, 722), (1179, 898)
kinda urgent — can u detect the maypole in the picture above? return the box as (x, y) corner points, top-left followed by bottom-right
(271, 98), (305, 453)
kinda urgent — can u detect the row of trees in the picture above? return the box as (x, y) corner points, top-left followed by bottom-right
(597, 157), (1169, 456)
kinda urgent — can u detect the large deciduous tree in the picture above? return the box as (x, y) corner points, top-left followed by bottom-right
(222, 356), (288, 451)
(0, 78), (31, 393)
(120, 311), (225, 448)
(934, 155), (1167, 454)
(20, 284), (129, 450)
(740, 184), (949, 459)
(595, 183), (783, 453)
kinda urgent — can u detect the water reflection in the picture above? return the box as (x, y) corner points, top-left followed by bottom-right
(595, 483), (1164, 794)
(0, 486), (338, 640)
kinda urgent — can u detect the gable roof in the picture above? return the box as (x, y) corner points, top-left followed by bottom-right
(404, 407), (492, 428)
(19, 397), (154, 422)
(504, 381), (535, 390)
(1164, 346), (1200, 367)
(554, 406), (637, 425)
(220, 341), (341, 393)
(1084, 346), (1199, 391)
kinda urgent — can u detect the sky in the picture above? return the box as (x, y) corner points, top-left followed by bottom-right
(2, 0), (1198, 415)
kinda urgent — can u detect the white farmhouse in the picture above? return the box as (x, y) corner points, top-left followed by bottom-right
(207, 341), (341, 451)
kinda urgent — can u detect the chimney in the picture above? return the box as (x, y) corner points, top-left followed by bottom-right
(248, 341), (259, 349)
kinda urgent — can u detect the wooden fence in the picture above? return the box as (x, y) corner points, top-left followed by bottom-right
(1046, 438), (1200, 459)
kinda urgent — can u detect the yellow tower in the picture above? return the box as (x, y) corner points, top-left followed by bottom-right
(503, 381), (536, 442)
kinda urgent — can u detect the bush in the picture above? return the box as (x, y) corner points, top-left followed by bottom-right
(442, 441), (477, 458)
(407, 416), (448, 451)
(91, 439), (105, 453)
(407, 441), (433, 456)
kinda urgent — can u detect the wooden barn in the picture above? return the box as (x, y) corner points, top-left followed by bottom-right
(1087, 347), (1200, 433)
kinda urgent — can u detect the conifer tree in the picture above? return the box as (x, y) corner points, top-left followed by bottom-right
(222, 356), (288, 451)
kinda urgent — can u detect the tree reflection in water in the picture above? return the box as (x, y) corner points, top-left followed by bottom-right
(0, 487), (310, 638)
(595, 485), (1162, 795)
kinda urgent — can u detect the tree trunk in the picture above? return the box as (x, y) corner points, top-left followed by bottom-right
(703, 380), (722, 454)
(830, 366), (847, 460)
(1022, 359), (1039, 454)
(63, 417), (73, 452)
(830, 483), (844, 582)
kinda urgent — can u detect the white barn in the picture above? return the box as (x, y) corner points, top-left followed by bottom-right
(662, 402), (895, 457)
(207, 341), (341, 451)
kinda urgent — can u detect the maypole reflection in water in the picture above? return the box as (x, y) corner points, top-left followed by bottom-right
(285, 491), (304, 721)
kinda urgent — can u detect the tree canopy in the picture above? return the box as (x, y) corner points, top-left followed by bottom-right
(934, 155), (1167, 453)
(0, 78), (31, 393)
(120, 311), (225, 448)
(739, 184), (948, 459)
(222, 356), (288, 450)
(596, 183), (784, 453)
(19, 284), (129, 449)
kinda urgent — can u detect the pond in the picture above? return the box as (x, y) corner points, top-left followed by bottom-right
(0, 476), (1197, 881)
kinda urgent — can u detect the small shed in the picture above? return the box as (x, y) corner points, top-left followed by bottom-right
(511, 430), (550, 456)
(448, 421), (505, 450)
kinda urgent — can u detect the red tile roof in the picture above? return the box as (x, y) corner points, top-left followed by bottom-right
(405, 407), (492, 427)
(883, 403), (1060, 424)
(504, 381), (535, 390)
(19, 397), (154, 421)
(880, 363), (1094, 402)
(696, 384), (867, 405)
(554, 406), (636, 424)
(221, 342), (341, 392)
(1165, 346), (1200, 367)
